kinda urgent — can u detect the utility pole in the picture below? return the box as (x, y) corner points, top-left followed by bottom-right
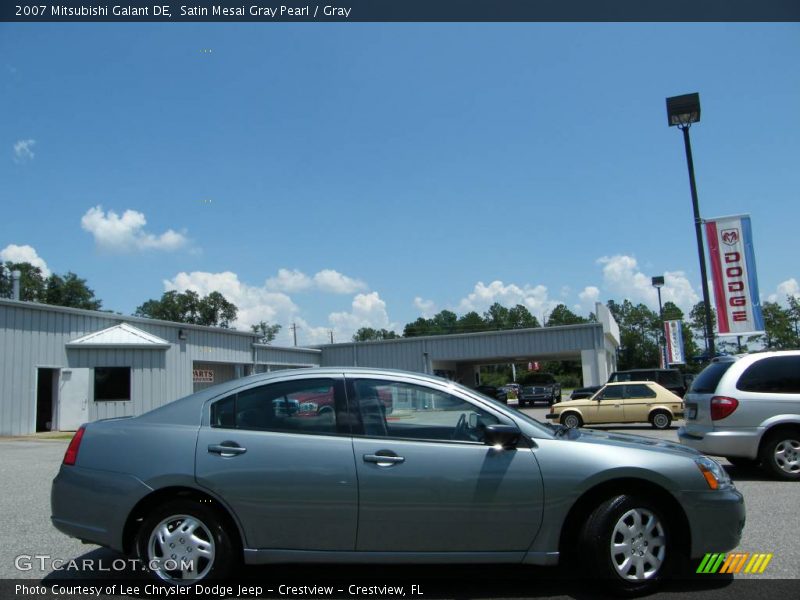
(329, 330), (334, 344)
(290, 322), (297, 347)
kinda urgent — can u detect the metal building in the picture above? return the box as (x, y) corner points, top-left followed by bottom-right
(319, 302), (620, 387)
(0, 299), (618, 436)
(0, 298), (319, 436)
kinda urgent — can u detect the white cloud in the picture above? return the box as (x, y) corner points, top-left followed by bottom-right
(265, 268), (313, 293)
(265, 268), (366, 294)
(328, 292), (394, 341)
(164, 271), (298, 331)
(575, 285), (601, 313)
(0, 244), (51, 277)
(81, 206), (189, 253)
(413, 296), (437, 318)
(597, 254), (699, 311)
(457, 280), (559, 318)
(767, 278), (800, 304)
(313, 269), (366, 294)
(13, 139), (35, 163)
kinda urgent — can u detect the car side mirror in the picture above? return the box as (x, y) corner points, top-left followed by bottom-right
(484, 424), (521, 449)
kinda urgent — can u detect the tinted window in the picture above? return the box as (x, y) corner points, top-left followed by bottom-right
(352, 379), (500, 443)
(210, 378), (339, 435)
(690, 361), (735, 394)
(625, 384), (656, 399)
(658, 371), (683, 388)
(598, 385), (624, 400)
(94, 367), (131, 401)
(737, 356), (800, 394)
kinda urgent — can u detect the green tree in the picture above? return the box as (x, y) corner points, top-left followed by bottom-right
(757, 302), (797, 349)
(431, 310), (459, 334)
(44, 272), (102, 310)
(508, 304), (540, 328)
(546, 304), (586, 326)
(136, 290), (238, 328)
(352, 327), (400, 342)
(456, 311), (487, 333)
(606, 299), (660, 370)
(689, 301), (717, 355)
(0, 261), (47, 301)
(483, 303), (510, 330)
(251, 321), (282, 344)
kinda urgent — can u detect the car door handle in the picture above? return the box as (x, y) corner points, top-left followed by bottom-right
(208, 443), (247, 457)
(363, 453), (405, 466)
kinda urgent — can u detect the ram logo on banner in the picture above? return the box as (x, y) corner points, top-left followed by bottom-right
(664, 320), (685, 365)
(705, 215), (765, 336)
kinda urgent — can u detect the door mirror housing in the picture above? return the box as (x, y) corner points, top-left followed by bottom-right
(484, 424), (521, 449)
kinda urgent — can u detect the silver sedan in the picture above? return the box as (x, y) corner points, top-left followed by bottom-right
(52, 367), (744, 594)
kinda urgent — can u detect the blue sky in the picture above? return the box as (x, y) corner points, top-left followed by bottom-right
(2, 23), (798, 346)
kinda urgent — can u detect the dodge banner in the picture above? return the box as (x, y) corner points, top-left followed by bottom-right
(664, 320), (685, 365)
(705, 214), (765, 336)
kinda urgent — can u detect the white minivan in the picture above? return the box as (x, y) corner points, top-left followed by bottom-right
(678, 350), (800, 480)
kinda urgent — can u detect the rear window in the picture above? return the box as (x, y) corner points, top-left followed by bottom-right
(690, 361), (735, 394)
(737, 356), (800, 394)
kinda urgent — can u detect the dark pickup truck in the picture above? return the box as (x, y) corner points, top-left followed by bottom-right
(519, 373), (562, 406)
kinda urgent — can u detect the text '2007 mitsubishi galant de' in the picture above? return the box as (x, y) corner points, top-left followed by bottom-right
(52, 368), (745, 594)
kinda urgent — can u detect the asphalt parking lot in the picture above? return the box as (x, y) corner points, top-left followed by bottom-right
(0, 411), (797, 598)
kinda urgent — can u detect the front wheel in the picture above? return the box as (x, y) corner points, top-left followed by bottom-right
(579, 495), (672, 594)
(137, 499), (236, 583)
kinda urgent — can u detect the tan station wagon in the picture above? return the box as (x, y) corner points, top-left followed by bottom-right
(546, 381), (684, 430)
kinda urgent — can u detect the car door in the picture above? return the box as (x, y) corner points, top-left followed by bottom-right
(622, 384), (656, 423)
(195, 376), (358, 551)
(347, 376), (543, 553)
(588, 385), (625, 423)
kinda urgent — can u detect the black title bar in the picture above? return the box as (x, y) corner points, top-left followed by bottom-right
(3, 0), (800, 23)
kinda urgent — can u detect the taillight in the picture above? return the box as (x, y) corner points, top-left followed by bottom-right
(63, 426), (86, 466)
(710, 396), (739, 420)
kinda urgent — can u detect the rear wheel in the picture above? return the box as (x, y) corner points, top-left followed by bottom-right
(650, 411), (672, 430)
(561, 412), (583, 429)
(579, 495), (672, 594)
(759, 431), (800, 480)
(137, 499), (236, 583)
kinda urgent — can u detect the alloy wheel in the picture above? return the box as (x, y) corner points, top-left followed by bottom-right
(773, 438), (800, 475)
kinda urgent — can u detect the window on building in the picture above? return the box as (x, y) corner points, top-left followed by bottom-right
(94, 367), (131, 401)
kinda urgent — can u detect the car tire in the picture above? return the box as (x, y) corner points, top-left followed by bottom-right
(759, 431), (800, 480)
(561, 413), (583, 429)
(650, 411), (672, 430)
(579, 494), (672, 595)
(137, 499), (236, 583)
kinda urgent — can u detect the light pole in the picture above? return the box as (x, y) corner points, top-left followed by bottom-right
(652, 276), (665, 368)
(666, 92), (715, 359)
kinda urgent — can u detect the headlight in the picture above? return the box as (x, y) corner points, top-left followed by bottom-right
(695, 456), (730, 490)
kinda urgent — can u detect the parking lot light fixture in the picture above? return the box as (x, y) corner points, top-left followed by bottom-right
(666, 92), (715, 358)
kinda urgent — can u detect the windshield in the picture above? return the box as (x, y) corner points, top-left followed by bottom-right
(523, 374), (556, 384)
